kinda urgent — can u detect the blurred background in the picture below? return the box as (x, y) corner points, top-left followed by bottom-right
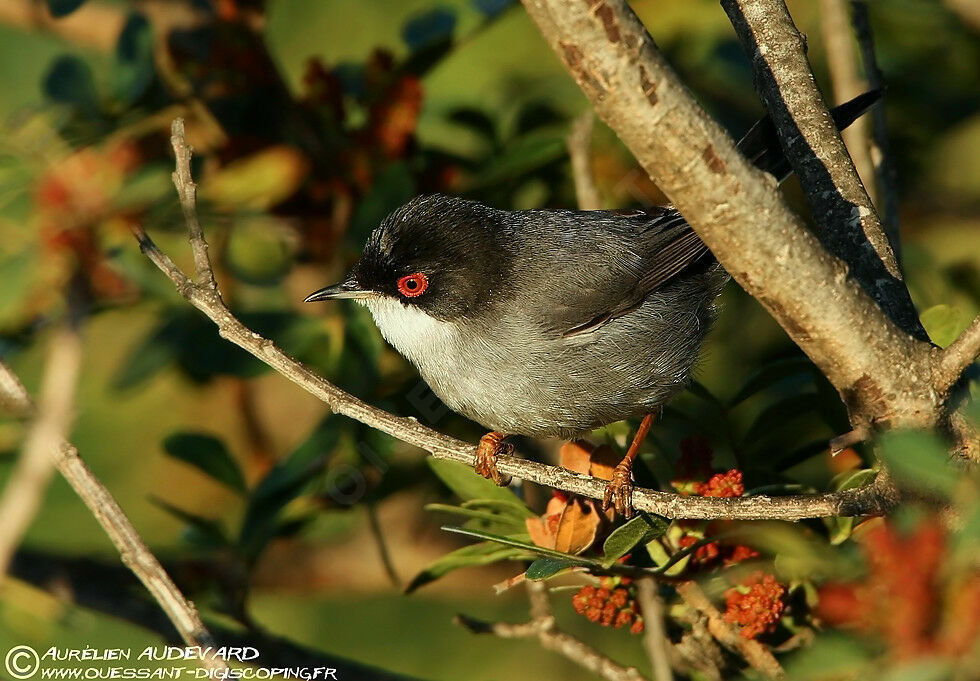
(0, 0), (977, 679)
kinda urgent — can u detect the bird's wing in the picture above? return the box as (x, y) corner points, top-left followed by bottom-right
(509, 207), (714, 337)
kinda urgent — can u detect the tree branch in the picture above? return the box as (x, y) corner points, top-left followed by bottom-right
(129, 118), (901, 521)
(9, 550), (419, 681)
(455, 580), (649, 681)
(0, 321), (80, 577)
(517, 0), (937, 431)
(720, 0), (923, 340)
(567, 111), (603, 210)
(676, 582), (784, 679)
(937, 314), (980, 393)
(819, 0), (877, 205)
(636, 578), (674, 681)
(851, 1), (902, 261)
(0, 362), (226, 672)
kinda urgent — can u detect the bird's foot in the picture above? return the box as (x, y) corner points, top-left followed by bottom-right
(474, 431), (512, 486)
(603, 459), (634, 518)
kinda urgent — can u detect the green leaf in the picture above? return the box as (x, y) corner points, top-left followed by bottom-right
(348, 162), (415, 247)
(602, 514), (669, 567)
(162, 432), (247, 494)
(879, 659), (954, 681)
(782, 633), (871, 680)
(237, 419), (338, 558)
(425, 503), (526, 536)
(878, 430), (957, 497)
(461, 499), (535, 519)
(402, 7), (456, 49)
(405, 541), (524, 593)
(442, 526), (598, 565)
(729, 357), (817, 405)
(427, 458), (522, 503)
(150, 497), (227, 548)
(920, 304), (968, 348)
(43, 55), (98, 111)
(467, 131), (567, 189)
(525, 558), (578, 581)
(46, 0), (86, 17)
(225, 218), (296, 286)
(112, 12), (155, 106)
(739, 392), (822, 448)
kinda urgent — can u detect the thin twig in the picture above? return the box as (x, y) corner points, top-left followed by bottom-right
(819, 0), (877, 204)
(720, 0), (924, 341)
(0, 323), (80, 577)
(455, 581), (648, 681)
(567, 111), (602, 210)
(366, 503), (402, 589)
(636, 578), (674, 681)
(170, 118), (219, 293)
(0, 362), (226, 672)
(128, 118), (901, 521)
(676, 582), (784, 679)
(851, 0), (902, 260)
(937, 314), (980, 393)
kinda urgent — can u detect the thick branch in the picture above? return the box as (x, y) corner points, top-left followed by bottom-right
(720, 0), (924, 339)
(676, 582), (784, 679)
(0, 362), (226, 672)
(937, 314), (980, 393)
(518, 0), (936, 430)
(129, 118), (900, 521)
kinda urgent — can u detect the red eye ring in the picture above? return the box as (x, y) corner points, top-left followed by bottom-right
(396, 272), (429, 298)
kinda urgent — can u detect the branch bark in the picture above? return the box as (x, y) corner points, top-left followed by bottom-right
(819, 0), (877, 205)
(518, 0), (938, 432)
(455, 580), (649, 681)
(937, 314), (980, 393)
(676, 582), (784, 679)
(0, 361), (226, 672)
(851, 1), (902, 260)
(129, 118), (901, 521)
(9, 549), (418, 681)
(719, 0), (924, 340)
(636, 578), (674, 681)
(0, 322), (80, 577)
(567, 111), (603, 210)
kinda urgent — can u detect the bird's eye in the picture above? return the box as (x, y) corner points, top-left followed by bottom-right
(396, 272), (429, 298)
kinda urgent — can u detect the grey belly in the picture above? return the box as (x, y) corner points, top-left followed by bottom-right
(417, 293), (715, 438)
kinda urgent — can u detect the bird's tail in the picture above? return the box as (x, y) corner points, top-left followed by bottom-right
(736, 89), (882, 182)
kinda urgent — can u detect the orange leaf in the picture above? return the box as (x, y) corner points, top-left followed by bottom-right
(554, 499), (601, 555)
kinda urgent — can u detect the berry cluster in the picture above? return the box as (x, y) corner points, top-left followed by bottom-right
(693, 469), (744, 498)
(723, 572), (786, 639)
(572, 577), (645, 634)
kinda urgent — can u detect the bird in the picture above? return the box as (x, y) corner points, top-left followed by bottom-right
(306, 91), (880, 517)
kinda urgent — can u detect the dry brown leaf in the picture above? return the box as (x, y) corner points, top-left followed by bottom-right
(554, 498), (602, 554)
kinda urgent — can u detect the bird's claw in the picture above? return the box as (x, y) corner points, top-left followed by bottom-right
(602, 460), (634, 518)
(474, 432), (512, 487)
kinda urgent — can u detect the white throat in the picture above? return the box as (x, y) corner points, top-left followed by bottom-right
(361, 296), (459, 368)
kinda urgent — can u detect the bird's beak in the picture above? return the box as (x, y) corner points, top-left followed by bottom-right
(304, 277), (374, 302)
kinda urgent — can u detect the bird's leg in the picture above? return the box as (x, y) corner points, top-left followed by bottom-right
(603, 411), (658, 518)
(474, 431), (512, 486)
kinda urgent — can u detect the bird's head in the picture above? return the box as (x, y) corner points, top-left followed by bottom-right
(305, 194), (511, 322)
